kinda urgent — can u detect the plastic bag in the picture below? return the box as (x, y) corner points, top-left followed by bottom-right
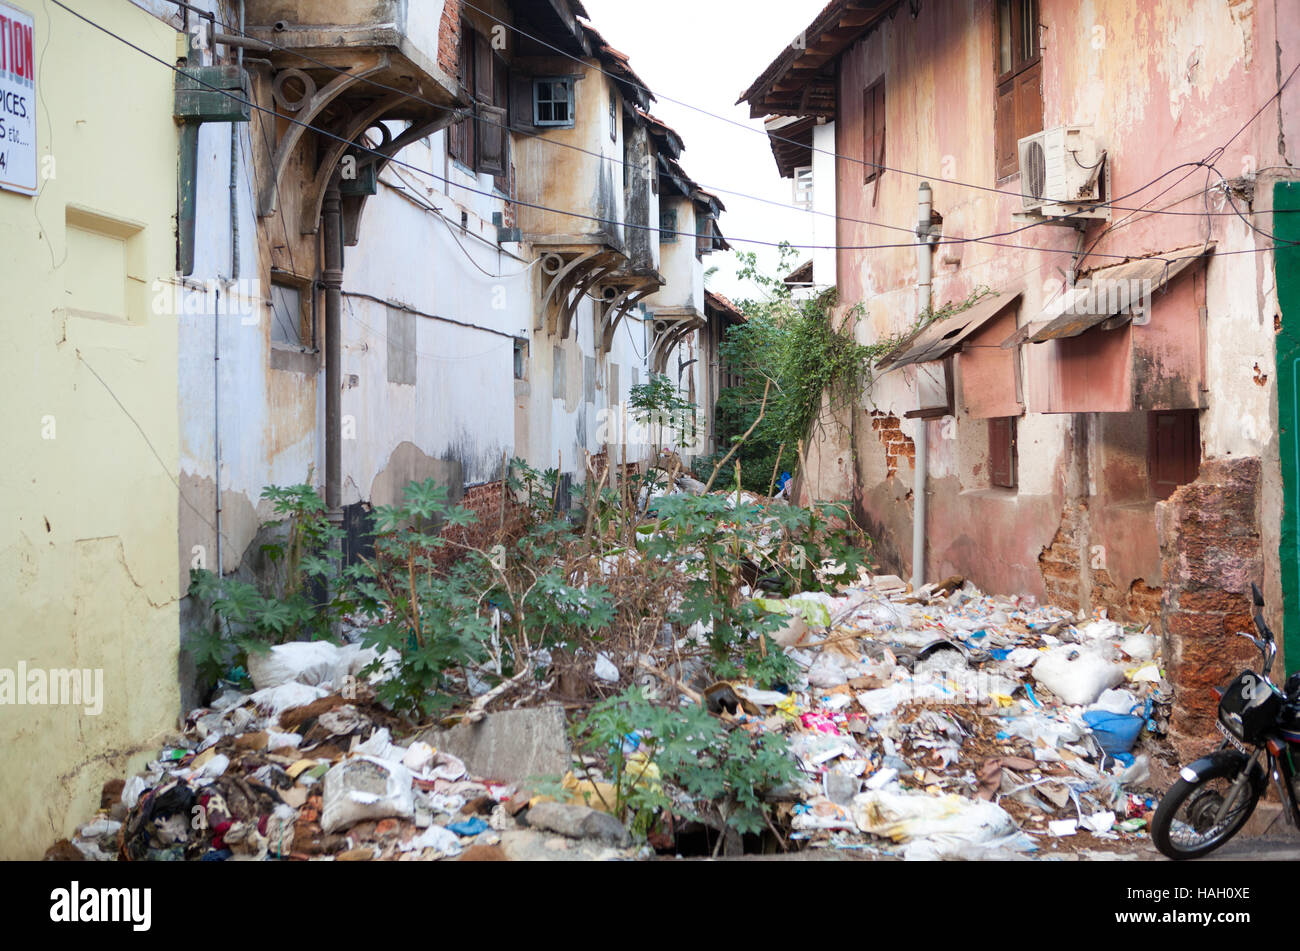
(851, 789), (1017, 845)
(320, 756), (415, 834)
(1031, 644), (1126, 706)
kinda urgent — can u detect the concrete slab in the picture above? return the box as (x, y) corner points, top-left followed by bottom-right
(419, 704), (572, 785)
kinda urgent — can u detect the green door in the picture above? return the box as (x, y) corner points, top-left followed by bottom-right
(1275, 181), (1300, 674)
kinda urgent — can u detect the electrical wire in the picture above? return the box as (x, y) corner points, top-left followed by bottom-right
(51, 0), (1300, 268)
(376, 159), (540, 280)
(457, 0), (1300, 217)
(173, 0), (1293, 250)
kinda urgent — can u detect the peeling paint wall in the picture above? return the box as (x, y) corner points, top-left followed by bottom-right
(1, 1), (181, 859)
(818, 0), (1289, 632)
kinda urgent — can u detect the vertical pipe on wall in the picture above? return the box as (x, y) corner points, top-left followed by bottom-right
(911, 182), (934, 589)
(324, 183), (344, 516)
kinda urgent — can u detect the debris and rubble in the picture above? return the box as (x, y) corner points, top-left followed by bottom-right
(47, 556), (1170, 861)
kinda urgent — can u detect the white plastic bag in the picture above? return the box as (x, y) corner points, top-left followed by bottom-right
(320, 756), (415, 834)
(1031, 644), (1126, 706)
(851, 789), (1017, 845)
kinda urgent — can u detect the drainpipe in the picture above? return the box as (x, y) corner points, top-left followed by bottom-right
(215, 0), (245, 579)
(911, 182), (934, 590)
(324, 183), (344, 518)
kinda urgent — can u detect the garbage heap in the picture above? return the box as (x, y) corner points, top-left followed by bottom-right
(50, 641), (642, 863)
(752, 572), (1168, 859)
(48, 529), (1171, 864)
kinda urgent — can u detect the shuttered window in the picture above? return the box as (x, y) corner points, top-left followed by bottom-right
(994, 0), (1043, 181)
(1149, 410), (1200, 500)
(863, 79), (885, 185)
(449, 22), (509, 188)
(449, 19), (475, 168)
(989, 416), (1018, 489)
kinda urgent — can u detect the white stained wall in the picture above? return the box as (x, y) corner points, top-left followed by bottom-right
(812, 121), (838, 291)
(646, 198), (704, 314)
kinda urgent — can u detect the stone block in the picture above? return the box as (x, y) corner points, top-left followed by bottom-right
(420, 704), (571, 785)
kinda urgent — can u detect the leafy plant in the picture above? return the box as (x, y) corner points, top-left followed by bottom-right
(185, 483), (348, 693)
(712, 244), (993, 492)
(630, 372), (698, 451)
(569, 687), (799, 842)
(349, 478), (494, 717)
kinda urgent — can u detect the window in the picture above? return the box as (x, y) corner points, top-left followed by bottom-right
(994, 0), (1043, 181)
(449, 20), (474, 168)
(534, 78), (575, 127)
(513, 339), (527, 380)
(989, 416), (1018, 489)
(793, 166), (813, 209)
(863, 79), (885, 185)
(448, 22), (509, 190)
(1149, 410), (1200, 500)
(609, 88), (619, 142)
(270, 279), (308, 348)
(660, 208), (678, 243)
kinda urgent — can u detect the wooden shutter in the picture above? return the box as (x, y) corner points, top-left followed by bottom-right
(485, 54), (510, 187)
(990, 417), (1017, 488)
(1014, 60), (1043, 144)
(995, 79), (1017, 180)
(1149, 411), (1200, 500)
(863, 80), (884, 184)
(478, 102), (508, 179)
(449, 21), (475, 167)
(993, 0), (1041, 181)
(509, 73), (536, 133)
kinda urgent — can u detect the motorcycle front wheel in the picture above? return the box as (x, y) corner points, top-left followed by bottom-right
(1150, 759), (1261, 859)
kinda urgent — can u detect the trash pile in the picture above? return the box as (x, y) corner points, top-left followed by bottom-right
(49, 640), (642, 863)
(745, 572), (1169, 859)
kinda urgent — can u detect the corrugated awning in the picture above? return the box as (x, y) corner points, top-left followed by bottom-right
(877, 290), (1022, 370)
(1028, 245), (1215, 343)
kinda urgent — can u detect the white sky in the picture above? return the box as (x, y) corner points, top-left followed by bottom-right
(579, 0), (826, 301)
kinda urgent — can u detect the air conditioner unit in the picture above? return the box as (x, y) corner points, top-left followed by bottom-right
(1017, 126), (1105, 214)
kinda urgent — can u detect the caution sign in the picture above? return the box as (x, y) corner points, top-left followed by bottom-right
(0, 2), (35, 196)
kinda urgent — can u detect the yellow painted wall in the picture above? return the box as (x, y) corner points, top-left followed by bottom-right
(0, 0), (180, 859)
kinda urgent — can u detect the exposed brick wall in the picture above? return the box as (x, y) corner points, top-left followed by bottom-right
(438, 0), (463, 79)
(1157, 457), (1263, 760)
(428, 479), (527, 572)
(1090, 572), (1164, 628)
(869, 411), (915, 479)
(1038, 499), (1085, 614)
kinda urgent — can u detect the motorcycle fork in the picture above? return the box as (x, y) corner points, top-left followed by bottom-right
(1214, 748), (1264, 825)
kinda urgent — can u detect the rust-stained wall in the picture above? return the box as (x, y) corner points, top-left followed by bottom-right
(818, 0), (1289, 630)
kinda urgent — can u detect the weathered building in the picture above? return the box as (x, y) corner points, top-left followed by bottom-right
(0, 0), (182, 862)
(742, 0), (1299, 756)
(0, 0), (728, 858)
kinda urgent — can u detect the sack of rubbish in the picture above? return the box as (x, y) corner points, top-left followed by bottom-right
(320, 756), (415, 834)
(1031, 643), (1126, 706)
(851, 789), (1018, 846)
(248, 641), (392, 692)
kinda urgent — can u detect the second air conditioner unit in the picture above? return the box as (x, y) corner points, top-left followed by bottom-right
(1017, 125), (1107, 216)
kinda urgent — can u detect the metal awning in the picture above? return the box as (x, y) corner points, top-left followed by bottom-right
(877, 290), (1022, 370)
(1028, 244), (1215, 343)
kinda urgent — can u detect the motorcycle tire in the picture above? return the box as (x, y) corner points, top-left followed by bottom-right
(1150, 759), (1261, 860)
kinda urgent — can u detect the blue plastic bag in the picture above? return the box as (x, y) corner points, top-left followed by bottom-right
(1082, 709), (1144, 755)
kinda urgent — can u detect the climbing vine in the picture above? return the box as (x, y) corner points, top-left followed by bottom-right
(710, 245), (993, 492)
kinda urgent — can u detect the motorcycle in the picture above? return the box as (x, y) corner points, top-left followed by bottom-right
(1151, 583), (1300, 859)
